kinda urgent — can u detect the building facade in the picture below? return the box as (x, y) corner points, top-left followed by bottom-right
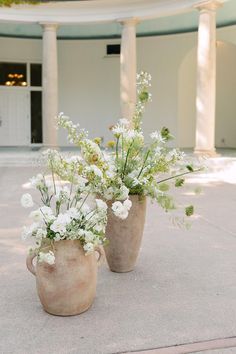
(0, 0), (236, 151)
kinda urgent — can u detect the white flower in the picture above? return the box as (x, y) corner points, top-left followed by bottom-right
(124, 130), (143, 141)
(29, 174), (44, 189)
(111, 201), (128, 220)
(124, 130), (136, 140)
(55, 186), (70, 202)
(77, 203), (91, 215)
(112, 199), (132, 219)
(117, 185), (129, 200)
(66, 207), (80, 219)
(106, 170), (115, 179)
(150, 131), (165, 143)
(103, 187), (114, 201)
(83, 139), (101, 155)
(131, 178), (141, 187)
(21, 223), (39, 241)
(154, 146), (163, 155)
(35, 228), (47, 241)
(87, 165), (103, 178)
(112, 201), (123, 213)
(29, 209), (43, 223)
(76, 176), (88, 188)
(50, 213), (71, 235)
(112, 126), (125, 136)
(38, 251), (55, 265)
(119, 118), (129, 126)
(21, 193), (34, 208)
(83, 242), (94, 253)
(117, 209), (129, 220)
(96, 199), (108, 210)
(40, 206), (55, 222)
(84, 231), (95, 243)
(93, 224), (105, 233)
(123, 199), (132, 211)
(65, 155), (82, 164)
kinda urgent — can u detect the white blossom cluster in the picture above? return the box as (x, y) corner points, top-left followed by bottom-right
(54, 71), (198, 234)
(56, 78), (196, 219)
(112, 199), (132, 220)
(21, 153), (133, 265)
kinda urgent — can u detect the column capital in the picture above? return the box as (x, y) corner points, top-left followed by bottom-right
(194, 0), (222, 12)
(40, 23), (58, 31)
(117, 17), (139, 26)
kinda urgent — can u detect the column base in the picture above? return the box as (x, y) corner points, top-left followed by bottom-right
(194, 148), (220, 157)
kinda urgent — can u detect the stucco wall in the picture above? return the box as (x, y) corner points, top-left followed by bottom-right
(0, 25), (236, 148)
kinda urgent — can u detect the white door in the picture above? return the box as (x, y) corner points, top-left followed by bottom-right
(0, 89), (30, 146)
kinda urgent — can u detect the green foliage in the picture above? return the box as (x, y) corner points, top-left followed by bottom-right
(185, 205), (194, 217)
(157, 195), (176, 212)
(186, 164), (194, 172)
(0, 0), (39, 6)
(161, 127), (173, 141)
(175, 178), (185, 187)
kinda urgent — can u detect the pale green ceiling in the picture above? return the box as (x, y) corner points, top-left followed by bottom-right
(0, 0), (236, 39)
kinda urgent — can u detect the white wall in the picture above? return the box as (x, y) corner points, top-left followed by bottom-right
(0, 25), (236, 148)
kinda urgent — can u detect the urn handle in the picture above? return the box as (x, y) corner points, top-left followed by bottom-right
(94, 246), (104, 266)
(26, 252), (37, 276)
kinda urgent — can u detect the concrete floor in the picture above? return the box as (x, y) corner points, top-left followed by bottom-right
(0, 153), (236, 354)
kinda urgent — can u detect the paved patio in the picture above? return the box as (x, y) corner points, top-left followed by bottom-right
(0, 151), (236, 354)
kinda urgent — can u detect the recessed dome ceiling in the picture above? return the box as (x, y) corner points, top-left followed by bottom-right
(0, 0), (235, 39)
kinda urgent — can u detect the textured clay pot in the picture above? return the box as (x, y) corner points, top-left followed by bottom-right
(26, 240), (104, 316)
(105, 195), (147, 273)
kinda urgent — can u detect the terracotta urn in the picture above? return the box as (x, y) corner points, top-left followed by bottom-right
(26, 240), (104, 316)
(105, 195), (147, 273)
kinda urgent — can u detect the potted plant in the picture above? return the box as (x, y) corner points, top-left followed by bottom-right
(21, 150), (112, 316)
(57, 72), (200, 273)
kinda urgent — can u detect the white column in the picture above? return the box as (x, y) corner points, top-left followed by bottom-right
(120, 18), (138, 122)
(195, 1), (222, 155)
(41, 23), (58, 147)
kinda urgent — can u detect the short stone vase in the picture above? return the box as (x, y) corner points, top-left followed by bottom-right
(105, 195), (147, 273)
(26, 240), (104, 316)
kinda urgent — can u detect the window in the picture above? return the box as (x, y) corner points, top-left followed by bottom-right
(106, 44), (120, 55)
(0, 62), (27, 86)
(30, 63), (42, 87)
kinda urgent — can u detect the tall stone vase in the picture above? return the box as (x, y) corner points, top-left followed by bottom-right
(105, 195), (147, 273)
(26, 240), (104, 316)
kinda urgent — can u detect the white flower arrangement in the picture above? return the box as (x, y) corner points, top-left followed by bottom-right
(57, 71), (201, 221)
(21, 152), (132, 265)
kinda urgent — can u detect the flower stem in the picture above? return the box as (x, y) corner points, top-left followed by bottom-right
(122, 141), (134, 180)
(156, 168), (202, 184)
(137, 149), (150, 178)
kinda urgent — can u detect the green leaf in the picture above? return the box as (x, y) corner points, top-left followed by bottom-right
(175, 178), (185, 187)
(161, 127), (173, 141)
(186, 165), (194, 172)
(185, 205), (194, 217)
